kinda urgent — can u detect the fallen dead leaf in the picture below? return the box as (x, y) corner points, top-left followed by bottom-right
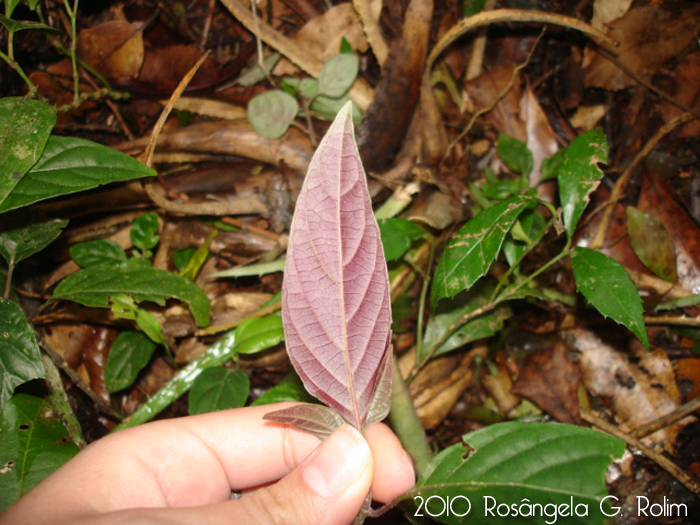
(77, 20), (144, 79)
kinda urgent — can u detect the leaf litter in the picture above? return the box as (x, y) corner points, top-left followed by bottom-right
(3, 0), (700, 521)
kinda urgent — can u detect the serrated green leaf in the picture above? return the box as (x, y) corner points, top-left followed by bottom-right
(558, 129), (608, 239)
(234, 313), (284, 355)
(130, 212), (159, 251)
(318, 54), (359, 98)
(408, 422), (625, 524)
(247, 90), (299, 140)
(0, 394), (79, 512)
(0, 300), (45, 410)
(188, 368), (249, 415)
(626, 206), (677, 282)
(421, 282), (511, 360)
(251, 371), (315, 406)
(431, 196), (534, 307)
(497, 134), (533, 177)
(0, 136), (156, 213)
(0, 210), (68, 270)
(104, 331), (157, 392)
(0, 97), (55, 207)
(378, 218), (425, 261)
(52, 264), (211, 327)
(571, 247), (649, 350)
(70, 239), (127, 268)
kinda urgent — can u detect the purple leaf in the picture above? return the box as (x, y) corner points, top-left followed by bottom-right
(263, 403), (345, 441)
(280, 102), (392, 431)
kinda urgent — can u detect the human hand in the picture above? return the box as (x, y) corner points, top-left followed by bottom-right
(1, 402), (415, 525)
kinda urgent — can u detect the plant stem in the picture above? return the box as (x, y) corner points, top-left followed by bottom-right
(388, 355), (432, 476)
(41, 354), (87, 448)
(63, 0), (80, 105)
(414, 236), (434, 358)
(0, 49), (37, 96)
(3, 263), (13, 300)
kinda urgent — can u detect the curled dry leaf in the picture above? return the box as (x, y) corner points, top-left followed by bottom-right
(265, 102), (392, 433)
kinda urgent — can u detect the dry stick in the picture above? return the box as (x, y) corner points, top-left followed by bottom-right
(219, 0), (374, 111)
(352, 0), (388, 67)
(465, 0), (497, 81)
(581, 408), (700, 497)
(644, 315), (700, 328)
(632, 397), (700, 439)
(141, 52), (211, 169)
(588, 112), (695, 251)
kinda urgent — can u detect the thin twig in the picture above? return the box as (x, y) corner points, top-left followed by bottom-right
(589, 112), (696, 250)
(632, 397), (700, 439)
(581, 408), (700, 497)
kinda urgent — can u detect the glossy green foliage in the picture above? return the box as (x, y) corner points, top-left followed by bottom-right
(421, 283), (511, 360)
(0, 210), (67, 271)
(189, 368), (250, 415)
(70, 239), (127, 268)
(409, 422), (625, 524)
(570, 247), (649, 350)
(378, 218), (425, 261)
(0, 98), (55, 207)
(233, 313), (285, 355)
(431, 196), (534, 308)
(0, 300), (44, 410)
(52, 263), (211, 327)
(130, 212), (160, 251)
(557, 129), (608, 239)
(104, 331), (157, 393)
(0, 136), (156, 213)
(497, 134), (533, 177)
(0, 394), (79, 512)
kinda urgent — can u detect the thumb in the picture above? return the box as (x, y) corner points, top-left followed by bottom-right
(229, 424), (374, 525)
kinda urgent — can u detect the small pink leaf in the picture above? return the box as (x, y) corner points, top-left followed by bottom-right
(282, 102), (392, 431)
(263, 403), (345, 441)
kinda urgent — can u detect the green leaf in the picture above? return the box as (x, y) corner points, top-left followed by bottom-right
(0, 394), (79, 512)
(236, 53), (281, 87)
(408, 422), (625, 524)
(3, 0), (23, 18)
(247, 90), (299, 140)
(502, 209), (545, 267)
(558, 129), (608, 239)
(570, 247), (649, 350)
(421, 282), (511, 360)
(540, 148), (565, 182)
(70, 239), (127, 268)
(431, 196), (534, 307)
(208, 259), (285, 279)
(0, 300), (45, 411)
(0, 15), (59, 33)
(130, 212), (160, 251)
(626, 206), (677, 282)
(283, 77), (319, 99)
(310, 95), (361, 124)
(339, 37), (353, 54)
(318, 54), (359, 98)
(188, 368), (249, 415)
(0, 97), (55, 207)
(104, 331), (157, 392)
(0, 136), (156, 213)
(114, 330), (238, 430)
(378, 218), (425, 261)
(497, 134), (533, 177)
(656, 294), (700, 311)
(234, 313), (284, 355)
(251, 371), (315, 406)
(172, 246), (197, 272)
(0, 210), (68, 270)
(52, 264), (211, 327)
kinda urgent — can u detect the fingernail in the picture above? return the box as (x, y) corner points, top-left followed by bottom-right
(302, 425), (371, 498)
